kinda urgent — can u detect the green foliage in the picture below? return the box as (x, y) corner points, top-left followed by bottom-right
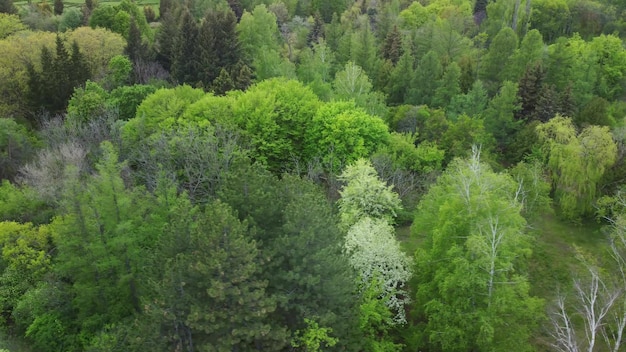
(0, 13), (24, 38)
(305, 101), (390, 173)
(413, 149), (543, 351)
(291, 318), (338, 351)
(66, 80), (110, 124)
(333, 61), (387, 117)
(537, 115), (617, 220)
(338, 159), (402, 228)
(121, 84), (205, 145)
(0, 118), (39, 181)
(58, 8), (82, 32)
(530, 0), (571, 42)
(105, 54), (132, 89)
(232, 78), (320, 172)
(108, 84), (157, 120)
(0, 181), (50, 224)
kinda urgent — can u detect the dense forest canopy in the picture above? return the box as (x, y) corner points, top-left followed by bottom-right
(3, 0), (626, 351)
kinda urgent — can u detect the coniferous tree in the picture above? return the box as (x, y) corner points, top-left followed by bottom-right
(382, 25), (403, 65)
(159, 0), (173, 19)
(171, 9), (198, 84)
(533, 83), (559, 122)
(126, 16), (148, 64)
(27, 37), (91, 114)
(195, 8), (240, 88)
(53, 0), (63, 15)
(516, 63), (545, 120)
(227, 0), (243, 21)
(155, 8), (179, 71)
(211, 68), (234, 94)
(307, 11), (325, 47)
(0, 0), (16, 14)
(81, 0), (94, 25)
(232, 60), (253, 90)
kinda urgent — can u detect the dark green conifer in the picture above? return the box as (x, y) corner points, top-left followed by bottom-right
(307, 12), (325, 47)
(232, 60), (253, 91)
(126, 16), (147, 63)
(171, 9), (198, 84)
(211, 68), (234, 95)
(0, 0), (16, 14)
(382, 25), (403, 65)
(516, 63), (545, 120)
(195, 9), (240, 88)
(227, 0), (243, 21)
(54, 0), (63, 15)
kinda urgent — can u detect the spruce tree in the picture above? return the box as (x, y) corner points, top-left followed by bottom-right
(382, 25), (403, 65)
(227, 0), (243, 21)
(232, 60), (253, 90)
(0, 0), (16, 14)
(211, 68), (234, 95)
(516, 63), (545, 120)
(155, 9), (179, 71)
(159, 0), (172, 19)
(126, 16), (147, 63)
(171, 9), (198, 84)
(307, 12), (325, 47)
(53, 0), (63, 15)
(195, 9), (240, 88)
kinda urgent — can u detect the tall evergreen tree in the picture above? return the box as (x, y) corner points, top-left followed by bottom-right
(126, 16), (149, 65)
(27, 37), (91, 114)
(0, 0), (16, 14)
(227, 0), (243, 21)
(516, 63), (545, 120)
(171, 9), (199, 84)
(195, 8), (240, 89)
(155, 9), (179, 71)
(159, 0), (173, 19)
(307, 11), (325, 47)
(382, 25), (403, 65)
(54, 0), (63, 15)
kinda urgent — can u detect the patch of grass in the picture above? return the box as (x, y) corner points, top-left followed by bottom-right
(527, 211), (607, 298)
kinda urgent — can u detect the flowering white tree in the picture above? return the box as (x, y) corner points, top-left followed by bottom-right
(344, 217), (412, 324)
(338, 159), (412, 326)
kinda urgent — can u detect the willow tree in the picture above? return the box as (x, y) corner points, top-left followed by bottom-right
(536, 115), (617, 220)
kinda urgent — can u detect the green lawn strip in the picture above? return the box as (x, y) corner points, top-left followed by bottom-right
(527, 211), (607, 298)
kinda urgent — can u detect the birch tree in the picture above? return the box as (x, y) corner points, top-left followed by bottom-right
(413, 147), (542, 352)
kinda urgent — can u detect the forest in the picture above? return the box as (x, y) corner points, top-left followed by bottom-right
(2, 0), (626, 350)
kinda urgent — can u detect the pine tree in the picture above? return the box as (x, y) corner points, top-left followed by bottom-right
(155, 9), (179, 71)
(159, 0), (172, 19)
(211, 68), (234, 95)
(171, 9), (199, 84)
(27, 38), (91, 114)
(53, 0), (63, 15)
(126, 16), (147, 63)
(232, 60), (253, 90)
(227, 0), (243, 21)
(0, 0), (16, 14)
(307, 12), (325, 47)
(382, 25), (403, 65)
(516, 63), (545, 120)
(195, 9), (240, 88)
(532, 83), (558, 122)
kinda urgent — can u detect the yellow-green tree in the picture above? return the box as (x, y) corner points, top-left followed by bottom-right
(537, 115), (617, 220)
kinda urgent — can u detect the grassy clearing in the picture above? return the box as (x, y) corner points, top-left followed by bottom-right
(527, 211), (607, 298)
